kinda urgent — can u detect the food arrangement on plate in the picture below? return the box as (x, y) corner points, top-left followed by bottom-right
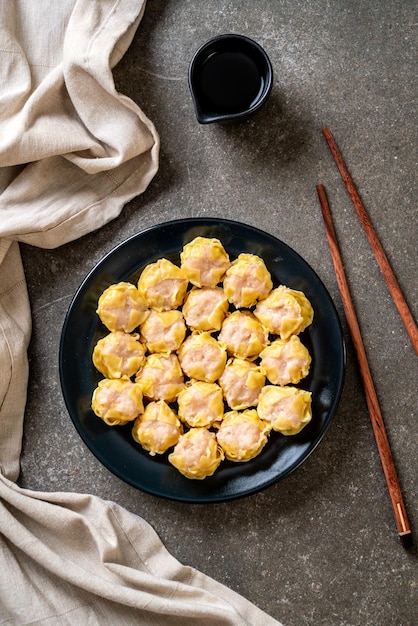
(91, 236), (315, 480)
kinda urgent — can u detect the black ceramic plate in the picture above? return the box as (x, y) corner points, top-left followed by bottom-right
(59, 218), (345, 503)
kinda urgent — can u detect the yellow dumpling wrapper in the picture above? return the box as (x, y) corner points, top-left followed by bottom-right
(254, 285), (313, 339)
(215, 409), (270, 462)
(180, 236), (231, 287)
(168, 427), (224, 480)
(135, 353), (185, 402)
(291, 289), (314, 330)
(132, 400), (183, 455)
(96, 282), (149, 333)
(218, 310), (269, 360)
(91, 378), (144, 426)
(177, 332), (227, 383)
(137, 258), (188, 311)
(140, 309), (186, 353)
(218, 358), (266, 410)
(92, 331), (146, 379)
(223, 253), (273, 308)
(259, 335), (311, 386)
(257, 385), (312, 435)
(177, 381), (224, 428)
(182, 286), (229, 331)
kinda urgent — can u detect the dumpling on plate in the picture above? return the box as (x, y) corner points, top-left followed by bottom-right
(257, 385), (312, 435)
(218, 310), (269, 360)
(259, 335), (311, 386)
(140, 309), (186, 354)
(180, 236), (231, 287)
(177, 381), (224, 428)
(254, 285), (313, 339)
(91, 378), (144, 426)
(168, 427), (224, 479)
(182, 286), (229, 331)
(92, 331), (146, 379)
(137, 258), (188, 311)
(215, 409), (270, 462)
(223, 253), (273, 308)
(96, 282), (149, 333)
(218, 358), (265, 410)
(135, 353), (185, 402)
(177, 332), (227, 383)
(132, 400), (183, 456)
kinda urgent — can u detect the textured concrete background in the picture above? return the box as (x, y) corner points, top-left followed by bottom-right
(19, 2), (417, 625)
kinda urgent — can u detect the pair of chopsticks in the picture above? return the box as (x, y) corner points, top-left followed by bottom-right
(317, 127), (415, 549)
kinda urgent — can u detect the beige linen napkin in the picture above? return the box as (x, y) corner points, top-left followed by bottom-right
(0, 2), (282, 624)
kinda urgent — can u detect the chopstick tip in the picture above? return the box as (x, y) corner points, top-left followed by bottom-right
(399, 531), (414, 550)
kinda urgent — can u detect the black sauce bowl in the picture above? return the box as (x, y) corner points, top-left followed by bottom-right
(188, 34), (273, 124)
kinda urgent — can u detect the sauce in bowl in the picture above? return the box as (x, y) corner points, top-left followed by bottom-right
(189, 34), (273, 124)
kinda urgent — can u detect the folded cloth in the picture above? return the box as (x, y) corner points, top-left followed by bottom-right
(0, 474), (280, 625)
(0, 1), (282, 624)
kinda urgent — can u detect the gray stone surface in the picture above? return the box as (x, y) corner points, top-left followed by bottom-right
(19, 2), (417, 625)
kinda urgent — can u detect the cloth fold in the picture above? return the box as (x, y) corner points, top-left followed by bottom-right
(0, 473), (279, 625)
(0, 0), (158, 247)
(0, 1), (282, 624)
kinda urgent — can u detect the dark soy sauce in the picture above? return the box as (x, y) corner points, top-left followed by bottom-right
(197, 51), (264, 114)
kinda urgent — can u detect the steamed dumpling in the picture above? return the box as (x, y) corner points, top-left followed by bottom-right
(259, 335), (311, 386)
(96, 282), (149, 333)
(257, 385), (312, 435)
(177, 381), (224, 428)
(215, 409), (270, 462)
(91, 378), (144, 426)
(140, 309), (186, 353)
(92, 331), (146, 379)
(218, 358), (266, 410)
(168, 427), (224, 479)
(132, 400), (183, 455)
(218, 310), (268, 360)
(135, 353), (185, 402)
(182, 286), (229, 331)
(254, 285), (313, 339)
(137, 258), (188, 311)
(180, 237), (231, 287)
(223, 253), (273, 308)
(177, 332), (227, 383)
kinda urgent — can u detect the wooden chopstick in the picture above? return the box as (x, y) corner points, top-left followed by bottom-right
(316, 183), (413, 548)
(322, 127), (418, 355)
